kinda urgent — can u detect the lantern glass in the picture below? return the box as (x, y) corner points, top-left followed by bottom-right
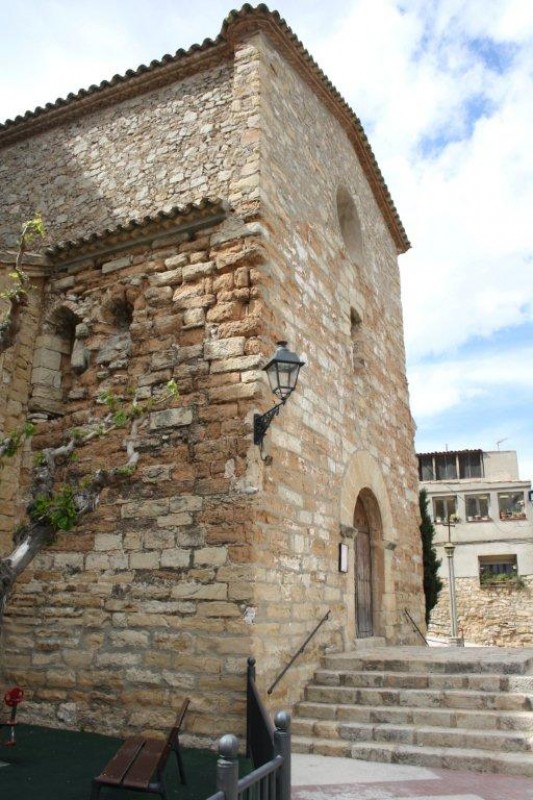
(264, 342), (304, 401)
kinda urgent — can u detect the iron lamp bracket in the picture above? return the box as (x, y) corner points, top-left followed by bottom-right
(253, 399), (286, 446)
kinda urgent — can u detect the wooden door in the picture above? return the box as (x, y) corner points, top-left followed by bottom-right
(356, 525), (373, 638)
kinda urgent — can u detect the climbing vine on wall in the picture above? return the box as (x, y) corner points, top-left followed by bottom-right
(0, 216), (45, 354)
(0, 219), (181, 620)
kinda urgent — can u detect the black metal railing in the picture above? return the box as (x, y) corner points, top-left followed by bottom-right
(267, 609), (331, 695)
(205, 713), (290, 800)
(204, 658), (291, 800)
(404, 607), (429, 646)
(247, 657), (275, 767)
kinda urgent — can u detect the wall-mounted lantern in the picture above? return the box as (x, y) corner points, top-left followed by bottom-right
(253, 341), (305, 447)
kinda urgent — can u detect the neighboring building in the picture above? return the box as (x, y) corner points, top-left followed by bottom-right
(0, 6), (424, 743)
(418, 448), (533, 645)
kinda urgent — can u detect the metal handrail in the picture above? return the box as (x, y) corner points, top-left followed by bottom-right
(267, 609), (331, 695)
(403, 607), (429, 646)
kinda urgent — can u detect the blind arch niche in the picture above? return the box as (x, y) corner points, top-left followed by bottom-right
(337, 186), (363, 266)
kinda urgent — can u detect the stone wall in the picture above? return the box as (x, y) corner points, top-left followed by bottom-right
(1, 14), (423, 740)
(243, 33), (423, 706)
(2, 210), (267, 743)
(0, 254), (47, 548)
(429, 576), (533, 646)
(0, 53), (263, 250)
(0, 31), (286, 742)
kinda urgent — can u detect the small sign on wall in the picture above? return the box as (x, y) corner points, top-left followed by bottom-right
(338, 542), (349, 573)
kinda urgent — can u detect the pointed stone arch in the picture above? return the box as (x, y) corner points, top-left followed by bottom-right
(339, 449), (398, 644)
(29, 300), (83, 415)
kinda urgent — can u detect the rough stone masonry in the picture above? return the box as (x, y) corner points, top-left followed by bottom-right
(0, 6), (424, 745)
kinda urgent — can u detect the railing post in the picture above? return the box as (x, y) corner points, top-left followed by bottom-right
(274, 711), (291, 800)
(246, 656), (256, 758)
(216, 734), (239, 800)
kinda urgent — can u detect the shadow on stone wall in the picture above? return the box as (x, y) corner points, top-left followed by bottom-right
(0, 64), (234, 249)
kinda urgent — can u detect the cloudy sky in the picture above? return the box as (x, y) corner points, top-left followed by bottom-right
(1, 0), (532, 479)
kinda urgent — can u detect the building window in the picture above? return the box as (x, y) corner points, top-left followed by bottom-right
(459, 451), (483, 478)
(433, 496), (457, 524)
(498, 492), (526, 521)
(465, 494), (490, 522)
(479, 554), (517, 585)
(418, 450), (484, 482)
(435, 454), (457, 480)
(418, 455), (433, 481)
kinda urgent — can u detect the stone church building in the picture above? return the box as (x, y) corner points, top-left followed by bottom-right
(0, 6), (424, 742)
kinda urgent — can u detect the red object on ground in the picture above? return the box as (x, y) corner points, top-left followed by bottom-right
(2, 686), (24, 746)
(4, 687), (23, 707)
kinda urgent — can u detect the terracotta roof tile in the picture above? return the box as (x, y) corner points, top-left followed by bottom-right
(46, 198), (228, 262)
(417, 449), (484, 458)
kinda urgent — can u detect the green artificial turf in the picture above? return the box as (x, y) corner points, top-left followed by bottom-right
(0, 724), (244, 800)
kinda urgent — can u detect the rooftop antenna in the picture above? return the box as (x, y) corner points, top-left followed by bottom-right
(496, 438), (508, 451)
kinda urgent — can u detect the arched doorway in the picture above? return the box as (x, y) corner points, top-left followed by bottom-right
(339, 450), (398, 644)
(353, 489), (384, 638)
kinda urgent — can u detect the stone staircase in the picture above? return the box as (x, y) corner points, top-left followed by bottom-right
(292, 646), (533, 776)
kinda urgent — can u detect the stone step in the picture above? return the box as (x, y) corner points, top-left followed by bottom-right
(296, 648), (533, 776)
(353, 637), (387, 649)
(292, 736), (533, 777)
(295, 701), (533, 731)
(314, 669), (533, 693)
(323, 649), (533, 676)
(292, 735), (352, 758)
(291, 718), (532, 753)
(305, 684), (532, 712)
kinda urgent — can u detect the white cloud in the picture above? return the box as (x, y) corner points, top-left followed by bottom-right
(313, 1), (533, 362)
(411, 345), (533, 481)
(409, 346), (533, 419)
(0, 0), (225, 122)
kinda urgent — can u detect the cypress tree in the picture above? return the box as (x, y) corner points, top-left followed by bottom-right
(419, 488), (443, 625)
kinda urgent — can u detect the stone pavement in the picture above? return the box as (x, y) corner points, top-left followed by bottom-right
(291, 753), (533, 799)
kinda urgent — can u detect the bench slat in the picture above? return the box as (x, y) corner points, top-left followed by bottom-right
(96, 736), (145, 786)
(92, 698), (189, 795)
(123, 738), (165, 789)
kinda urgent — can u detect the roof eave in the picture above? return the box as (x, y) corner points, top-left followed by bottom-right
(46, 198), (228, 267)
(0, 4), (410, 254)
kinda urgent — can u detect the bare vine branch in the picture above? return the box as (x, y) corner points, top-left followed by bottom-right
(0, 216), (44, 355)
(0, 381), (179, 619)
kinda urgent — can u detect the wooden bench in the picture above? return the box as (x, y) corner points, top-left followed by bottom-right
(90, 698), (189, 799)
